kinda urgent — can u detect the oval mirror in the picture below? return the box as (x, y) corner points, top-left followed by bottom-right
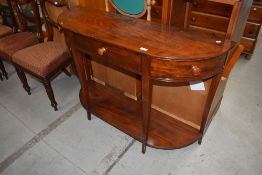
(109, 0), (147, 18)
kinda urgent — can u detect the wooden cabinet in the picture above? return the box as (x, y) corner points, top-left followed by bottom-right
(189, 0), (260, 59)
(240, 1), (262, 59)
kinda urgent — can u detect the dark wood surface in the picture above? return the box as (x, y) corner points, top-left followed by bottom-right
(79, 81), (200, 149)
(190, 0), (255, 59)
(60, 7), (233, 152)
(59, 7), (232, 61)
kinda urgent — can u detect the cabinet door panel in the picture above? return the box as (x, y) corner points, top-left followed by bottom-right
(248, 5), (262, 23)
(243, 21), (261, 39)
(240, 37), (256, 53)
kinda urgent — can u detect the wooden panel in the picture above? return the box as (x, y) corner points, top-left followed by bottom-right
(191, 0), (253, 43)
(231, 0), (252, 43)
(151, 1), (162, 22)
(240, 37), (256, 53)
(253, 0), (262, 6)
(208, 0), (236, 5)
(192, 0), (232, 17)
(152, 80), (211, 128)
(248, 5), (262, 23)
(91, 61), (107, 84)
(188, 25), (226, 38)
(106, 68), (141, 98)
(190, 11), (229, 32)
(78, 0), (106, 10)
(243, 21), (261, 39)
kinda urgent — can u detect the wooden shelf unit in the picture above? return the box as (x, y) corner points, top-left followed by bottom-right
(240, 0), (262, 59)
(80, 80), (200, 149)
(188, 0), (260, 59)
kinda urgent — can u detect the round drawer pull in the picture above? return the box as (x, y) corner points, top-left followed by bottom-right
(191, 65), (201, 76)
(97, 47), (106, 56)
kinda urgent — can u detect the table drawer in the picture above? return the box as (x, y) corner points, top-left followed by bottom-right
(192, 0), (232, 17)
(243, 22), (261, 39)
(240, 37), (256, 53)
(248, 5), (262, 23)
(150, 56), (226, 82)
(75, 34), (141, 74)
(190, 11), (229, 32)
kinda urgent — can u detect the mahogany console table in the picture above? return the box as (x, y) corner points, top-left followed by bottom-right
(58, 7), (233, 153)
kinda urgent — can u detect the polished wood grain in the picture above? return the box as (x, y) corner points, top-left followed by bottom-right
(79, 81), (200, 149)
(190, 0), (256, 59)
(60, 6), (234, 152)
(243, 21), (261, 38)
(248, 4), (262, 23)
(59, 7), (232, 61)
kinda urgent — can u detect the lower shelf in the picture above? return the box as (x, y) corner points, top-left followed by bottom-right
(80, 81), (200, 149)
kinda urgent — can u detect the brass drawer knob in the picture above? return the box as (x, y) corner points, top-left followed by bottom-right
(191, 65), (201, 76)
(191, 17), (196, 22)
(97, 47), (106, 56)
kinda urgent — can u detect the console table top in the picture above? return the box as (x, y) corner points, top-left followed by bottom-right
(58, 7), (233, 60)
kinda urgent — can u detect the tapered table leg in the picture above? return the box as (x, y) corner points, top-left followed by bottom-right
(141, 56), (152, 154)
(67, 31), (92, 120)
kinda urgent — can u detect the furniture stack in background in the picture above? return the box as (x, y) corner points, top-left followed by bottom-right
(189, 0), (262, 59)
(241, 0), (262, 59)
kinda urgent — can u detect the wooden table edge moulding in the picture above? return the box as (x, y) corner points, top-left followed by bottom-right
(58, 0), (242, 154)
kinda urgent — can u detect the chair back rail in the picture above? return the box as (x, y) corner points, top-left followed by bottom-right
(5, 0), (18, 32)
(39, 0), (68, 41)
(11, 0), (43, 41)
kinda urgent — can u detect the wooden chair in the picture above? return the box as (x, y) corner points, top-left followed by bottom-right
(0, 1), (15, 37)
(0, 0), (16, 80)
(105, 0), (153, 21)
(0, 18), (12, 80)
(0, 0), (42, 80)
(12, 0), (72, 111)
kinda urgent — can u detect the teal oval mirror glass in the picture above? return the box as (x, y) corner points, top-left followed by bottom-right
(110, 0), (146, 17)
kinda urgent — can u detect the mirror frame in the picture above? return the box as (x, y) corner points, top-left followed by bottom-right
(109, 0), (147, 18)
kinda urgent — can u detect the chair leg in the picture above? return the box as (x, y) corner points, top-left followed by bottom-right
(0, 71), (3, 81)
(0, 60), (8, 80)
(63, 68), (72, 77)
(43, 79), (58, 111)
(15, 67), (31, 95)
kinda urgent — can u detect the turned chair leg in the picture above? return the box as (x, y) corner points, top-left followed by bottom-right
(15, 67), (31, 95)
(0, 60), (8, 80)
(43, 79), (58, 111)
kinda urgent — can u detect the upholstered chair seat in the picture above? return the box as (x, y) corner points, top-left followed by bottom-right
(13, 42), (70, 77)
(0, 32), (38, 61)
(0, 32), (38, 80)
(0, 25), (12, 38)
